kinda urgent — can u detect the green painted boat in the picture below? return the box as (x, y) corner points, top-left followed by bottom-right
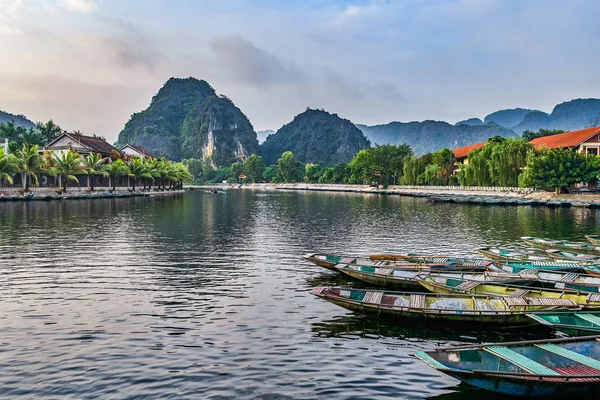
(302, 253), (479, 272)
(586, 235), (600, 245)
(417, 275), (600, 309)
(310, 287), (580, 326)
(475, 247), (549, 262)
(413, 335), (600, 397)
(545, 249), (600, 263)
(522, 236), (600, 255)
(527, 312), (600, 336)
(334, 263), (536, 290)
(486, 264), (600, 293)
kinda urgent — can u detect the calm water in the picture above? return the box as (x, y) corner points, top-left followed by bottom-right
(0, 190), (599, 399)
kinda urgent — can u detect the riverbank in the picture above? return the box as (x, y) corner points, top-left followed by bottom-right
(0, 188), (186, 202)
(192, 183), (600, 208)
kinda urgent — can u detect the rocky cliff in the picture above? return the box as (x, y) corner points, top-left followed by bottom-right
(117, 77), (259, 164)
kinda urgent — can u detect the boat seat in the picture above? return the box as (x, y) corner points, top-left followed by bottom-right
(536, 344), (600, 371)
(455, 281), (480, 291)
(508, 288), (530, 297)
(375, 268), (393, 276)
(560, 273), (579, 282)
(525, 298), (577, 307)
(484, 346), (559, 375)
(587, 293), (600, 302)
(363, 291), (383, 304)
(520, 269), (540, 276)
(576, 313), (600, 326)
(340, 257), (356, 265)
(409, 294), (426, 309)
(504, 297), (529, 306)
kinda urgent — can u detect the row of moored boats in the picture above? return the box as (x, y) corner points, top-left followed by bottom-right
(305, 234), (600, 397)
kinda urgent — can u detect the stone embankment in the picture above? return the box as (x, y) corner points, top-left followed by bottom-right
(195, 183), (600, 209)
(0, 189), (186, 202)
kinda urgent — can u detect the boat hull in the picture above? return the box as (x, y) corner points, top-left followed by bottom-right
(334, 266), (424, 290)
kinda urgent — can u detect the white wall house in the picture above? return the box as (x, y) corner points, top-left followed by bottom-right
(120, 144), (156, 159)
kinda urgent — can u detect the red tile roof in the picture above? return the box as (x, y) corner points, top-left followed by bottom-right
(124, 144), (156, 158)
(70, 134), (119, 155)
(530, 126), (600, 150)
(453, 142), (486, 159)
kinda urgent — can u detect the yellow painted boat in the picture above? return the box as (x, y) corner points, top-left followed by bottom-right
(417, 275), (600, 309)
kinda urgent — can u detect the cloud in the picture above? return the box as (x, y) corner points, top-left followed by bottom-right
(208, 36), (305, 87)
(58, 0), (96, 13)
(0, 0), (21, 16)
(103, 37), (166, 71)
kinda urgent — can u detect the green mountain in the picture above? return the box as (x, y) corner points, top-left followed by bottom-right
(455, 118), (483, 126)
(261, 109), (370, 166)
(117, 77), (259, 164)
(512, 99), (600, 133)
(0, 110), (35, 129)
(357, 120), (517, 155)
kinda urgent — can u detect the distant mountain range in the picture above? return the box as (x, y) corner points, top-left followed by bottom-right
(358, 98), (600, 154)
(0, 110), (35, 129)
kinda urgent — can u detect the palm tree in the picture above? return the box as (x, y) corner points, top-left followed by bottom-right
(82, 152), (109, 191)
(35, 120), (62, 145)
(0, 148), (18, 185)
(15, 145), (43, 192)
(53, 150), (87, 192)
(127, 157), (152, 192)
(105, 159), (129, 191)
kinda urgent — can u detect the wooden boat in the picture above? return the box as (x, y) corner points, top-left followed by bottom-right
(334, 263), (535, 290)
(522, 236), (600, 255)
(527, 312), (600, 336)
(475, 247), (549, 262)
(413, 335), (600, 397)
(586, 235), (600, 245)
(485, 263), (600, 293)
(311, 287), (580, 326)
(545, 249), (600, 263)
(417, 275), (600, 308)
(302, 253), (477, 272)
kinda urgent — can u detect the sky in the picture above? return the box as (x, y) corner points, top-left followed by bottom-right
(1, 0), (600, 143)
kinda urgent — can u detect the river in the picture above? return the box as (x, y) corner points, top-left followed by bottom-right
(0, 190), (599, 399)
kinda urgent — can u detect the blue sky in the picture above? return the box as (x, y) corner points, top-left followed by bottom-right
(1, 0), (599, 142)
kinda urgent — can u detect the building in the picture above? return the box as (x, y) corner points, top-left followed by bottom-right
(0, 137), (8, 154)
(120, 144), (156, 159)
(452, 126), (600, 162)
(44, 133), (120, 159)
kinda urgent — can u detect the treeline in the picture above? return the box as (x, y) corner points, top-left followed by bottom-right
(1, 120), (66, 150)
(0, 145), (191, 192)
(185, 132), (600, 193)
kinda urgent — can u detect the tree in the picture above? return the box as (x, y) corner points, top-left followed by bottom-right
(522, 129), (566, 142)
(105, 159), (129, 191)
(243, 154), (265, 183)
(305, 164), (325, 183)
(229, 162), (245, 182)
(53, 150), (87, 192)
(15, 145), (43, 191)
(263, 165), (280, 183)
(277, 151), (304, 183)
(520, 148), (598, 193)
(431, 148), (456, 185)
(127, 157), (153, 192)
(0, 148), (18, 185)
(320, 163), (349, 183)
(82, 152), (109, 191)
(348, 144), (412, 185)
(36, 120), (63, 145)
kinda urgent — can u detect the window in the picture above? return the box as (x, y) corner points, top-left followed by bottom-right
(587, 148), (598, 156)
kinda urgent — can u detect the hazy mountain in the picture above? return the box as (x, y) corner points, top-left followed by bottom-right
(455, 118), (483, 126)
(261, 109), (370, 165)
(0, 110), (35, 129)
(357, 120), (517, 155)
(117, 77), (259, 165)
(256, 130), (274, 144)
(483, 108), (538, 128)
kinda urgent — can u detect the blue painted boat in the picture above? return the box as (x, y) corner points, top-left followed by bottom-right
(414, 335), (600, 397)
(527, 312), (600, 336)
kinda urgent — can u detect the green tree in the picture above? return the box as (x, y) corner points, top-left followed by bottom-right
(263, 165), (280, 183)
(35, 120), (63, 145)
(15, 145), (43, 191)
(243, 154), (265, 183)
(320, 163), (349, 183)
(182, 158), (203, 181)
(522, 129), (566, 142)
(127, 157), (153, 192)
(520, 148), (598, 193)
(0, 148), (18, 184)
(277, 151), (304, 183)
(82, 152), (109, 191)
(305, 164), (325, 183)
(431, 148), (456, 185)
(53, 150), (87, 192)
(348, 144), (412, 185)
(229, 162), (245, 182)
(105, 159), (129, 191)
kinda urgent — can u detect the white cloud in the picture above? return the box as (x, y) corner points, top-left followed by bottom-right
(0, 0), (22, 16)
(58, 0), (96, 13)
